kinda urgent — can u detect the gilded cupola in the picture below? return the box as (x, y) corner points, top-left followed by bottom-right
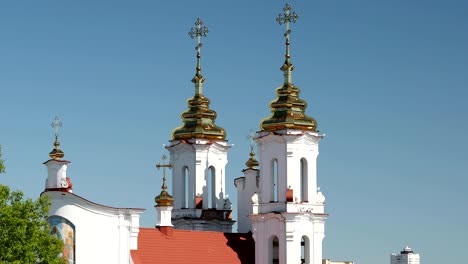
(155, 155), (174, 207)
(172, 18), (226, 141)
(245, 146), (260, 170)
(49, 116), (65, 159)
(260, 4), (318, 132)
(245, 130), (259, 169)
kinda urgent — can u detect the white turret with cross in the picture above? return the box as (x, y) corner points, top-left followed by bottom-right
(234, 129), (260, 233)
(155, 155), (174, 229)
(44, 116), (73, 192)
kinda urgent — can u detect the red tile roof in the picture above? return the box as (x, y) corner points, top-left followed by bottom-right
(131, 228), (255, 264)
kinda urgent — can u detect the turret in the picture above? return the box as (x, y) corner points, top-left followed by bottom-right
(44, 116), (72, 193)
(235, 140), (260, 233)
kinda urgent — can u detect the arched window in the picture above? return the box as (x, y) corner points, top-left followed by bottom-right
(300, 158), (308, 202)
(208, 166), (216, 208)
(301, 236), (310, 264)
(272, 159), (278, 202)
(182, 166), (189, 208)
(271, 236), (279, 264)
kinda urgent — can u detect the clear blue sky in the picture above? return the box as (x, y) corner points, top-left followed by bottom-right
(1, 1), (467, 263)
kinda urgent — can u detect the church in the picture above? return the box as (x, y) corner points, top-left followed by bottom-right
(41, 4), (349, 264)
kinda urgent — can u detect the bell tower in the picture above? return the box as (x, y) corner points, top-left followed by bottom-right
(166, 18), (234, 232)
(249, 4), (327, 264)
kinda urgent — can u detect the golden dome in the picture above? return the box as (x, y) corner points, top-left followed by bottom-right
(260, 82), (318, 132)
(261, 3), (317, 132)
(245, 146), (259, 169)
(49, 116), (65, 159)
(155, 155), (174, 207)
(171, 93), (226, 140)
(172, 18), (226, 141)
(155, 190), (174, 207)
(49, 138), (65, 159)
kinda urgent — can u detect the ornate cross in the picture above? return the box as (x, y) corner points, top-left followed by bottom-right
(51, 116), (62, 139)
(247, 129), (257, 148)
(276, 3), (299, 84)
(156, 155), (172, 190)
(276, 3), (299, 40)
(188, 18), (209, 94)
(188, 18), (209, 53)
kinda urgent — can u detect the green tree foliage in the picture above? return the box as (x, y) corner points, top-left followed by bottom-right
(0, 146), (65, 264)
(0, 145), (5, 173)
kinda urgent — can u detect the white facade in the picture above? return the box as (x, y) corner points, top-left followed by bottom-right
(255, 130), (323, 205)
(391, 247), (420, 264)
(166, 138), (234, 232)
(44, 191), (144, 264)
(44, 159), (71, 191)
(235, 167), (260, 233)
(249, 129), (327, 264)
(155, 205), (173, 227)
(43, 158), (144, 264)
(250, 211), (326, 264)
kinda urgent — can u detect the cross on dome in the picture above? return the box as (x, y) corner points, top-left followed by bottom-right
(245, 129), (259, 169)
(188, 17), (209, 95)
(277, 3), (299, 85)
(247, 129), (257, 148)
(51, 115), (62, 139)
(49, 116), (65, 159)
(171, 18), (226, 141)
(155, 155), (174, 206)
(188, 18), (209, 50)
(259, 3), (318, 132)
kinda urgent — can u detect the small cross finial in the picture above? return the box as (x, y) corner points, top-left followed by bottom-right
(188, 18), (209, 95)
(189, 18), (209, 52)
(276, 3), (299, 84)
(51, 116), (62, 139)
(156, 154), (172, 191)
(245, 129), (259, 169)
(49, 116), (65, 159)
(247, 129), (257, 148)
(276, 3), (299, 34)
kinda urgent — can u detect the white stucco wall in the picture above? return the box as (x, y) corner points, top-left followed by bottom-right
(44, 191), (144, 264)
(167, 139), (231, 210)
(256, 130), (323, 205)
(235, 168), (259, 233)
(250, 129), (327, 264)
(44, 159), (70, 190)
(250, 212), (326, 264)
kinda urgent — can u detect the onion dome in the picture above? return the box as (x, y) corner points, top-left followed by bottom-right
(155, 155), (174, 207)
(260, 4), (318, 132)
(49, 116), (65, 159)
(155, 189), (174, 207)
(49, 138), (65, 159)
(245, 146), (259, 169)
(172, 18), (226, 141)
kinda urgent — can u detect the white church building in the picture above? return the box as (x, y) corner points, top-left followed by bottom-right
(41, 4), (338, 264)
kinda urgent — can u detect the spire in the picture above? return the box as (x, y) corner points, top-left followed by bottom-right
(189, 17), (208, 95)
(260, 4), (318, 132)
(245, 129), (259, 169)
(155, 155), (174, 206)
(49, 116), (65, 159)
(277, 3), (298, 85)
(172, 18), (226, 141)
